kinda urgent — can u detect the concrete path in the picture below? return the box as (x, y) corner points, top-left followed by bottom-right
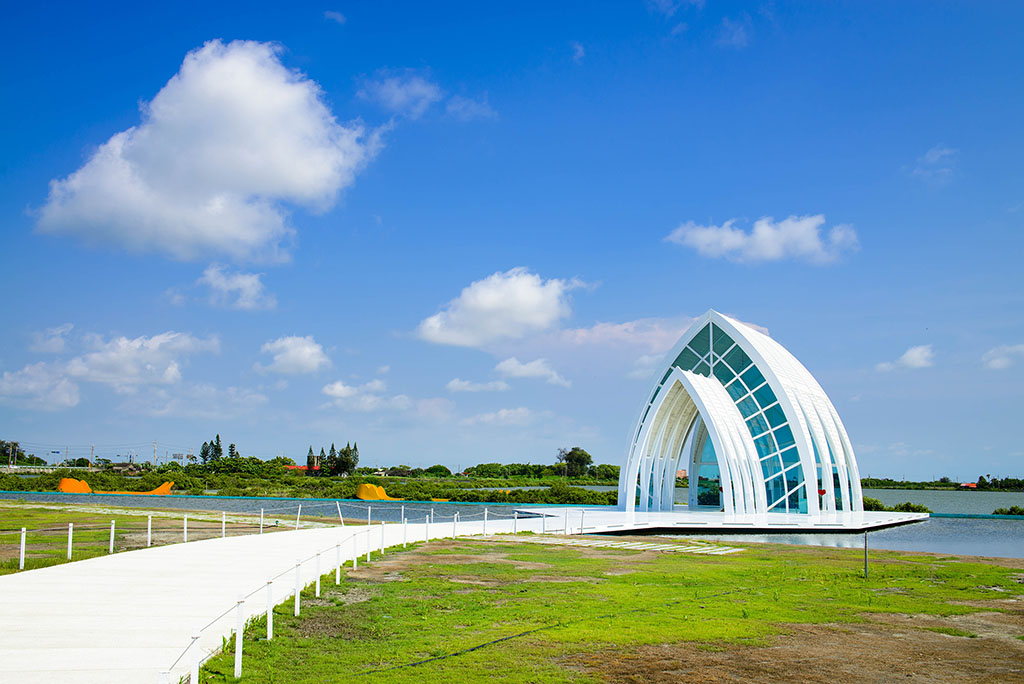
(0, 514), (536, 684)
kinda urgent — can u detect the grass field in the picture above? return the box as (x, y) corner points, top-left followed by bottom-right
(196, 535), (1024, 683)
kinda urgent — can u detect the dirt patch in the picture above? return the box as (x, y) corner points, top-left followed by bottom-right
(419, 551), (551, 571)
(573, 616), (1024, 683)
(289, 604), (375, 640)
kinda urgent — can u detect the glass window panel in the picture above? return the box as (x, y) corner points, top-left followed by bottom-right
(746, 413), (769, 437)
(673, 347), (700, 371)
(723, 345), (751, 374)
(754, 433), (776, 458)
(788, 483), (808, 514)
(764, 404), (786, 428)
(773, 424), (796, 450)
(765, 474), (787, 508)
(779, 446), (800, 467)
(689, 324), (711, 356)
(761, 455), (782, 479)
(693, 361), (711, 377)
(737, 396), (759, 418)
(753, 384), (777, 409)
(725, 379), (746, 401)
(741, 366), (766, 392)
(711, 324), (734, 356)
(712, 362), (735, 385)
(660, 369), (672, 386)
(785, 463), (804, 490)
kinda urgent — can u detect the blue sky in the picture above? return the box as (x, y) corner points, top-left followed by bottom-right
(1, 1), (1022, 479)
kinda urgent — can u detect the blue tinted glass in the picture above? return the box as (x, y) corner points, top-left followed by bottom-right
(780, 447), (800, 467)
(723, 345), (751, 374)
(746, 413), (769, 436)
(774, 424), (795, 450)
(712, 362), (734, 385)
(737, 397), (758, 418)
(726, 379), (746, 400)
(765, 474), (787, 508)
(673, 347), (700, 371)
(741, 365), (765, 390)
(693, 361), (711, 377)
(754, 433), (776, 457)
(689, 325), (711, 356)
(761, 455), (782, 479)
(785, 463), (804, 490)
(753, 384), (777, 409)
(711, 324), (734, 356)
(764, 404), (786, 427)
(660, 369), (672, 386)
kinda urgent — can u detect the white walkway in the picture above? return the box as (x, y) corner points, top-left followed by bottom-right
(0, 515), (536, 684)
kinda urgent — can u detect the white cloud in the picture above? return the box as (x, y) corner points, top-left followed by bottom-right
(324, 10), (346, 24)
(911, 145), (957, 186)
(446, 378), (510, 392)
(417, 267), (584, 348)
(982, 344), (1024, 370)
(322, 378), (386, 399)
(37, 39), (377, 262)
(876, 344), (935, 372)
(31, 323), (73, 353)
(495, 357), (570, 388)
(164, 288), (186, 307)
(557, 316), (695, 354)
(666, 214), (858, 264)
(321, 377), (449, 417)
(357, 71), (442, 119)
(570, 41), (585, 64)
(66, 331), (218, 391)
(197, 263), (276, 310)
(0, 362), (80, 410)
(256, 335), (330, 374)
(626, 354), (663, 380)
(717, 16), (750, 48)
(125, 383), (267, 418)
(377, 365), (391, 374)
(461, 407), (535, 426)
(445, 95), (498, 121)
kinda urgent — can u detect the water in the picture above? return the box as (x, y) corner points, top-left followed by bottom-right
(3, 489), (1023, 558)
(675, 517), (1024, 559)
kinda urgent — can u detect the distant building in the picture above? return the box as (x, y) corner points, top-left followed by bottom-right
(959, 482), (977, 489)
(675, 469), (687, 479)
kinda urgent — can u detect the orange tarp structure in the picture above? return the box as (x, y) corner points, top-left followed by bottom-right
(355, 483), (403, 501)
(57, 477), (174, 496)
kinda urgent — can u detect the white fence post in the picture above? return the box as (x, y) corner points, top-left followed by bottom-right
(401, 505), (405, 528)
(295, 504), (301, 531)
(260, 508), (264, 534)
(335, 542), (341, 584)
(483, 508), (488, 536)
(452, 514), (457, 539)
(233, 595), (244, 678)
(367, 506), (371, 526)
(67, 523), (73, 560)
(542, 514), (546, 534)
(222, 511), (226, 538)
(109, 520), (115, 554)
(315, 552), (321, 597)
(190, 633), (201, 684)
(19, 528), (25, 570)
(380, 522), (385, 554)
(431, 508), (434, 524)
(403, 515), (407, 547)
(425, 515), (429, 542)
(266, 580), (274, 641)
(564, 508), (568, 534)
(513, 511), (518, 534)
(580, 509), (585, 533)
(337, 501), (344, 525)
(184, 515), (188, 543)
(147, 515), (152, 547)
(294, 559), (301, 616)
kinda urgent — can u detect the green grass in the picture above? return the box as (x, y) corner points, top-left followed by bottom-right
(196, 538), (1023, 683)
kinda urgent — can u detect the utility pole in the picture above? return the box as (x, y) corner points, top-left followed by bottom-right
(153, 440), (157, 465)
(90, 445), (94, 466)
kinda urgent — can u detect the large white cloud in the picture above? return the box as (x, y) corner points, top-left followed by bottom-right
(665, 214), (858, 264)
(417, 267), (583, 347)
(66, 331), (220, 391)
(256, 335), (330, 374)
(37, 39), (377, 262)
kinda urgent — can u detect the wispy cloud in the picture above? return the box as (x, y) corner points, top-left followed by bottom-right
(570, 41), (585, 64)
(323, 10), (346, 25)
(876, 344), (934, 372)
(495, 357), (570, 388)
(982, 344), (1024, 370)
(357, 70), (443, 119)
(717, 15), (751, 48)
(461, 407), (537, 426)
(446, 94), (498, 121)
(197, 263), (276, 310)
(30, 323), (73, 353)
(911, 144), (957, 186)
(666, 214), (858, 264)
(446, 378), (510, 392)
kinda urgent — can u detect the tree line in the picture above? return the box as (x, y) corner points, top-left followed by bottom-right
(305, 443), (360, 477)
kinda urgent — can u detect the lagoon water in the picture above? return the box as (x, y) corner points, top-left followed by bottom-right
(3, 488), (1023, 559)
